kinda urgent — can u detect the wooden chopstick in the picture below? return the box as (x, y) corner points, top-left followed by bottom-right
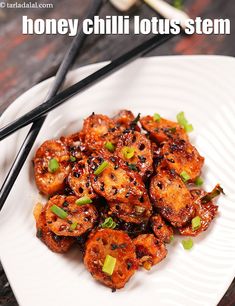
(0, 0), (103, 210)
(0, 33), (174, 142)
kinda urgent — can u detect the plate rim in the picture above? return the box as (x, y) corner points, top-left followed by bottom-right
(1, 54), (235, 123)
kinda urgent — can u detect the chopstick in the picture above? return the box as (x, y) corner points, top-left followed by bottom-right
(0, 0), (103, 210)
(0, 33), (174, 142)
(0, 33), (175, 211)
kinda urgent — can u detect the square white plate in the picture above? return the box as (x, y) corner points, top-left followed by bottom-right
(0, 56), (235, 306)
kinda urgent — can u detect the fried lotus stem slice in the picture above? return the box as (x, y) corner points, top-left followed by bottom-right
(116, 130), (153, 179)
(84, 229), (138, 289)
(61, 131), (85, 160)
(35, 204), (75, 253)
(34, 140), (71, 195)
(113, 110), (135, 127)
(113, 110), (140, 132)
(133, 234), (167, 270)
(178, 189), (218, 236)
(150, 214), (174, 243)
(109, 193), (152, 224)
(82, 114), (116, 152)
(68, 159), (97, 199)
(118, 221), (149, 238)
(150, 167), (195, 227)
(140, 115), (188, 143)
(45, 195), (98, 237)
(161, 138), (204, 182)
(89, 155), (146, 203)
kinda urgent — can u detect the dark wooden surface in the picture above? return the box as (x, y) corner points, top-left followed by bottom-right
(0, 0), (234, 305)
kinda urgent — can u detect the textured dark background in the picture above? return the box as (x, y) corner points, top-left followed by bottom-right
(0, 0), (234, 305)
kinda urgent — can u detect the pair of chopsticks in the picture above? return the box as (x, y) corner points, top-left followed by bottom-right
(0, 3), (175, 210)
(0, 0), (103, 209)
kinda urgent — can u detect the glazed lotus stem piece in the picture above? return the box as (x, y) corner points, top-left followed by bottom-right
(0, 0), (103, 210)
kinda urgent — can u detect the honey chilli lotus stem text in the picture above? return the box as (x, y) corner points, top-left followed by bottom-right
(22, 16), (230, 36)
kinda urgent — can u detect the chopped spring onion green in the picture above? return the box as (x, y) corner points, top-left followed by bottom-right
(102, 255), (116, 276)
(94, 161), (109, 175)
(180, 170), (190, 183)
(201, 184), (224, 204)
(153, 113), (161, 122)
(128, 163), (138, 171)
(122, 147), (135, 159)
(70, 156), (76, 162)
(192, 216), (201, 231)
(105, 142), (115, 153)
(76, 196), (92, 206)
(195, 177), (204, 186)
(173, 0), (183, 9)
(70, 222), (78, 230)
(48, 158), (59, 173)
(170, 235), (174, 243)
(182, 238), (194, 250)
(177, 112), (193, 133)
(101, 217), (116, 229)
(185, 124), (193, 133)
(50, 205), (68, 219)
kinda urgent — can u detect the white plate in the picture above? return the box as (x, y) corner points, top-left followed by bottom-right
(0, 56), (235, 306)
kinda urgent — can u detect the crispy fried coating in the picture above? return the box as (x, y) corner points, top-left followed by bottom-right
(90, 155), (152, 222)
(140, 116), (188, 143)
(34, 140), (71, 195)
(109, 192), (152, 224)
(116, 130), (153, 179)
(68, 158), (97, 199)
(161, 138), (204, 181)
(113, 110), (141, 132)
(150, 167), (195, 227)
(150, 214), (174, 243)
(179, 189), (218, 236)
(84, 229), (138, 289)
(133, 234), (167, 270)
(45, 195), (98, 237)
(82, 114), (116, 152)
(89, 155), (145, 202)
(61, 131), (85, 160)
(35, 204), (75, 253)
(113, 110), (135, 129)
